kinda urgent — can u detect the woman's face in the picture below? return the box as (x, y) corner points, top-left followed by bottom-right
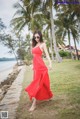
(34, 33), (40, 43)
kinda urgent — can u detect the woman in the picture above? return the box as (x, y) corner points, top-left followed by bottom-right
(25, 30), (53, 111)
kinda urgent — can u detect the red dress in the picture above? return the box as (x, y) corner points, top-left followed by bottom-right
(25, 46), (53, 100)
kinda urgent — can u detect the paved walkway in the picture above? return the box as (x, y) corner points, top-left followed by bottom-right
(0, 65), (26, 119)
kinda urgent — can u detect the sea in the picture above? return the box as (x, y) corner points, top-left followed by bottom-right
(0, 60), (17, 83)
(0, 60), (16, 72)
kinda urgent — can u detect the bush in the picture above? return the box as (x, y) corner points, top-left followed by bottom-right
(59, 50), (71, 58)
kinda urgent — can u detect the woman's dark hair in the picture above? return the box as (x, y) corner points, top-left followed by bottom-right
(32, 30), (43, 47)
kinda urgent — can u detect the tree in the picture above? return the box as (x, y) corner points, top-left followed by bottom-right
(0, 18), (6, 41)
(55, 12), (79, 59)
(40, 0), (62, 62)
(11, 0), (62, 62)
(0, 18), (6, 31)
(71, 29), (79, 60)
(11, 1), (44, 33)
(0, 34), (19, 64)
(55, 3), (80, 60)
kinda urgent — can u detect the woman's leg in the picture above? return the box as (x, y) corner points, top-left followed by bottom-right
(29, 97), (36, 111)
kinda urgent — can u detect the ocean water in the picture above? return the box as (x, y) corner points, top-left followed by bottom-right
(0, 60), (17, 72)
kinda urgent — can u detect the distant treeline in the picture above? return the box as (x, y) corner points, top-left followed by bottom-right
(0, 57), (16, 61)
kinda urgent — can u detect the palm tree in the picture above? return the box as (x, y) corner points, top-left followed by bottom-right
(39, 6), (54, 60)
(41, 0), (62, 62)
(10, 2), (30, 34)
(66, 4), (80, 60)
(67, 4), (79, 34)
(11, 1), (44, 33)
(11, 0), (62, 62)
(71, 29), (79, 60)
(55, 3), (80, 60)
(55, 11), (79, 59)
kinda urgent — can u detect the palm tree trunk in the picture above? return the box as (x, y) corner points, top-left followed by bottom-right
(50, 29), (54, 60)
(78, 17), (80, 33)
(50, 5), (62, 62)
(73, 38), (79, 60)
(68, 30), (74, 59)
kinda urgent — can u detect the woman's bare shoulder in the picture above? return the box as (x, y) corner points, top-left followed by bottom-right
(40, 42), (47, 52)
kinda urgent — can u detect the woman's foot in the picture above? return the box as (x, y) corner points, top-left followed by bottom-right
(29, 98), (36, 111)
(29, 105), (36, 111)
(45, 97), (53, 102)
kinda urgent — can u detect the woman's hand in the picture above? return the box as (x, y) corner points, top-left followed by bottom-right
(30, 64), (33, 69)
(42, 43), (52, 70)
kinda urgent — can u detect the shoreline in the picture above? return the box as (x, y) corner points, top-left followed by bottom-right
(0, 64), (23, 101)
(0, 68), (13, 83)
(0, 60), (17, 83)
(0, 65), (26, 119)
(0, 64), (23, 84)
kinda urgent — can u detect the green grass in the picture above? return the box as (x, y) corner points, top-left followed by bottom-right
(16, 59), (80, 119)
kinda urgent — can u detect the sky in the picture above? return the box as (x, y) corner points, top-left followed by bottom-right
(0, 0), (80, 58)
(0, 0), (18, 58)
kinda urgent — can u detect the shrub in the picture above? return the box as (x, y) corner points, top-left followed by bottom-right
(59, 50), (71, 58)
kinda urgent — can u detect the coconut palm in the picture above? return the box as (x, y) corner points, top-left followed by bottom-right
(55, 12), (79, 59)
(55, 3), (80, 60)
(11, 0), (62, 62)
(40, 0), (62, 62)
(71, 28), (79, 60)
(11, 1), (44, 34)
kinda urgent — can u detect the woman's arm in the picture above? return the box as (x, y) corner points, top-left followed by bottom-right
(30, 43), (33, 69)
(43, 42), (52, 69)
(30, 43), (32, 54)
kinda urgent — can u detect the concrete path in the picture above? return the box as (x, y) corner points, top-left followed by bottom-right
(0, 65), (26, 119)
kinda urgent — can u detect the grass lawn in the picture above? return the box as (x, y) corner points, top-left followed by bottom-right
(16, 59), (80, 119)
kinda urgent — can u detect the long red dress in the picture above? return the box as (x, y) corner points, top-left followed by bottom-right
(25, 46), (53, 100)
